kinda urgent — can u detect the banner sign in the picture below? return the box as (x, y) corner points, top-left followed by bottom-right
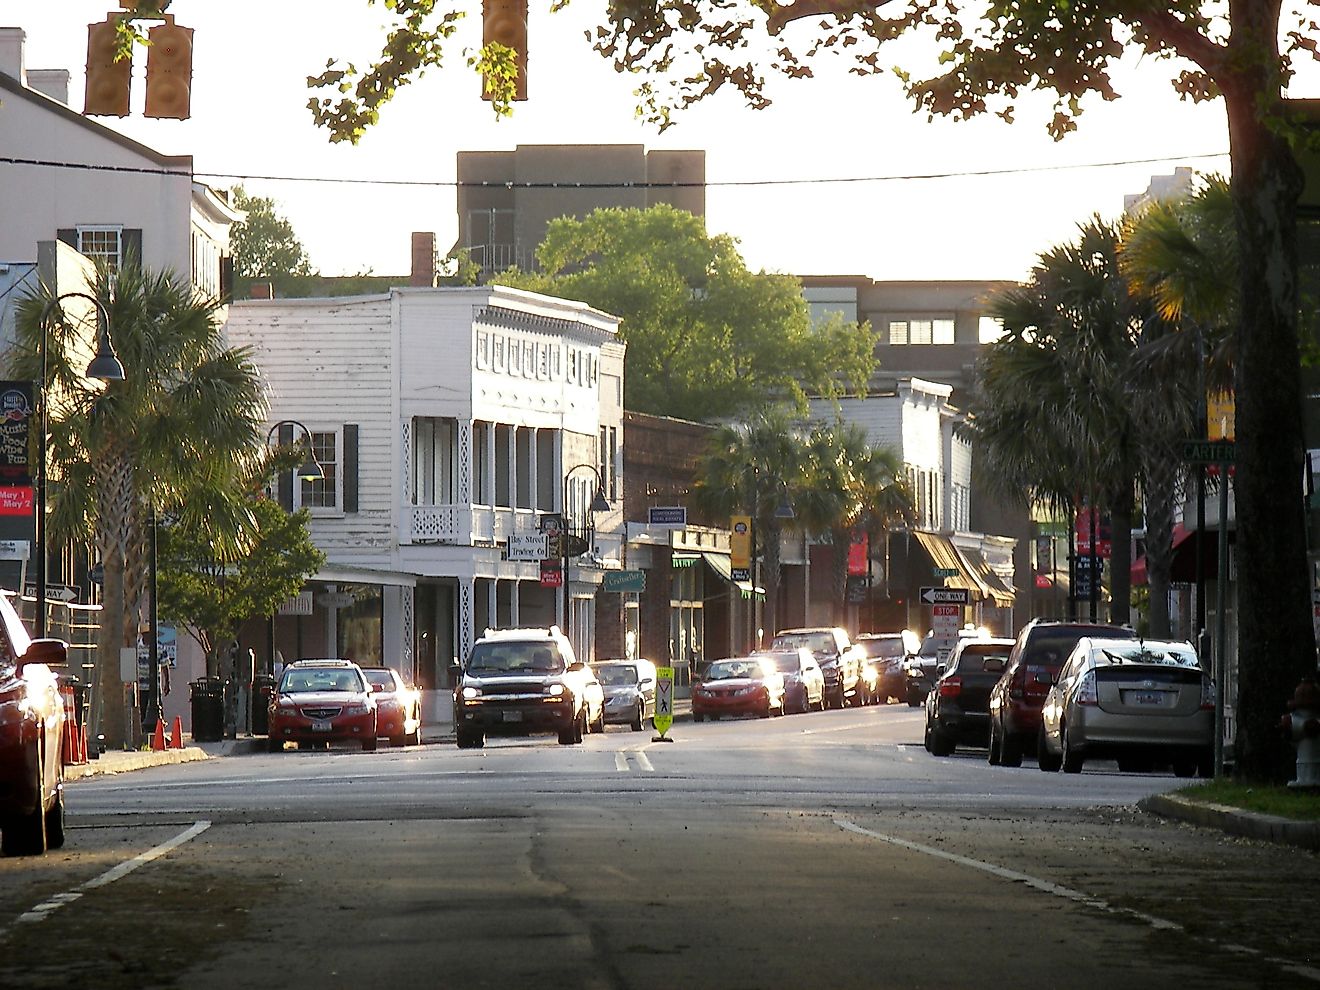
(603, 569), (645, 593)
(847, 532), (868, 576)
(730, 515), (752, 570)
(0, 382), (33, 485)
(0, 485), (33, 516)
(540, 559), (563, 588)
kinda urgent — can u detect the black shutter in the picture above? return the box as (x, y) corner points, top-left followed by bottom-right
(219, 255), (234, 302)
(277, 423), (294, 511)
(343, 424), (359, 513)
(57, 229), (77, 249)
(122, 229), (143, 270)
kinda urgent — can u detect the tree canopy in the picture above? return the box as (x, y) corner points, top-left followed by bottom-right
(228, 186), (316, 296)
(493, 205), (875, 421)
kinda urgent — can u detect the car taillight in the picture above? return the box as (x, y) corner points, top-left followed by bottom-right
(1074, 672), (1098, 706)
(1200, 676), (1216, 711)
(1009, 671), (1025, 700)
(938, 677), (962, 699)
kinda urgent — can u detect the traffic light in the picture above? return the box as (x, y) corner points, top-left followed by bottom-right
(482, 0), (528, 101)
(144, 18), (193, 119)
(84, 17), (131, 117)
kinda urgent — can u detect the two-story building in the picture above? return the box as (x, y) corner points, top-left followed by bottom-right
(225, 285), (626, 714)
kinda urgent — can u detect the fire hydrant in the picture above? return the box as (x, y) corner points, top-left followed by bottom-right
(1280, 678), (1320, 789)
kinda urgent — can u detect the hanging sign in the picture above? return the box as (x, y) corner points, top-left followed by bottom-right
(0, 383), (33, 486)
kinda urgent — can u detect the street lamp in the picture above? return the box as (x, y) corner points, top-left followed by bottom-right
(35, 292), (126, 638)
(560, 463), (611, 639)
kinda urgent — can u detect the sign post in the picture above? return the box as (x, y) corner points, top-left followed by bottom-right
(652, 665), (675, 742)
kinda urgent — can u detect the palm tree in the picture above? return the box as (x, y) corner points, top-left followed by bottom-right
(13, 264), (268, 748)
(795, 422), (910, 626)
(693, 406), (807, 644)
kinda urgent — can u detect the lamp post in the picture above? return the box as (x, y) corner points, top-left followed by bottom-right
(264, 421), (324, 676)
(34, 292), (126, 638)
(560, 463), (610, 646)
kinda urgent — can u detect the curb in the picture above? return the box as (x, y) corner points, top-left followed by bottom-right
(65, 745), (212, 779)
(1139, 792), (1320, 851)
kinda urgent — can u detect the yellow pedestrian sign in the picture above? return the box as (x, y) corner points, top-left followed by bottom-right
(652, 666), (674, 741)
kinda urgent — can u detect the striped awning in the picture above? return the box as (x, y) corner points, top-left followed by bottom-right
(912, 530), (986, 598)
(957, 546), (1016, 607)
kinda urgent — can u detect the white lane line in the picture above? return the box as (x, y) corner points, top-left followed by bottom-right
(835, 818), (1320, 984)
(0, 820), (211, 939)
(634, 751), (654, 772)
(614, 752), (629, 772)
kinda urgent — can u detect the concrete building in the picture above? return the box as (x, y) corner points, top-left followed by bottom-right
(225, 285), (626, 719)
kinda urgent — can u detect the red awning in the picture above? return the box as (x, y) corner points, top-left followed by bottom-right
(1130, 524), (1195, 586)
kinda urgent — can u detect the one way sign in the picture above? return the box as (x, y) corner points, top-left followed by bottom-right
(920, 586), (969, 605)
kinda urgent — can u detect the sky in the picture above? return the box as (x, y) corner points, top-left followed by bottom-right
(16, 3), (1316, 282)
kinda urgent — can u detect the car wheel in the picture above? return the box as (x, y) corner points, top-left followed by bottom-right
(1172, 757), (1197, 778)
(1037, 727), (1062, 772)
(987, 721), (1002, 766)
(361, 737), (378, 752)
(45, 784), (65, 851)
(591, 706), (606, 734)
(2, 745), (48, 857)
(1061, 725), (1083, 773)
(389, 734), (406, 748)
(1196, 748), (1214, 778)
(267, 737), (284, 753)
(631, 702), (644, 731)
(557, 721), (577, 745)
(457, 728), (484, 749)
(906, 689), (922, 708)
(693, 712), (705, 723)
(929, 726), (955, 757)
(1001, 730), (1024, 768)
(574, 709), (587, 743)
(923, 722), (933, 752)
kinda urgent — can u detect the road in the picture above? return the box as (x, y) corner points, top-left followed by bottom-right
(2, 703), (1316, 989)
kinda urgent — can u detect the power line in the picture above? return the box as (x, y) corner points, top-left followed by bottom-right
(1, 151), (1231, 189)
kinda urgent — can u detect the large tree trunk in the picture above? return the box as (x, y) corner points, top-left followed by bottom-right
(93, 451), (138, 750)
(760, 515), (782, 647)
(1223, 74), (1312, 780)
(1141, 458), (1181, 639)
(1107, 481), (1134, 627)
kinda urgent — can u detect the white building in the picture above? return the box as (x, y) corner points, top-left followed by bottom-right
(225, 285), (626, 708)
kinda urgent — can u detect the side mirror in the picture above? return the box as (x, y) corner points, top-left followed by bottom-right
(936, 664), (946, 677)
(639, 677), (654, 687)
(567, 660), (586, 672)
(18, 638), (68, 675)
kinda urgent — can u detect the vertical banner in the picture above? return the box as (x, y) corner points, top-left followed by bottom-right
(730, 514), (752, 582)
(847, 531), (868, 576)
(0, 382), (34, 486)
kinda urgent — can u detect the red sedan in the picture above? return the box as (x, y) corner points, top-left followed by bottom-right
(692, 656), (786, 721)
(362, 666), (423, 747)
(268, 659), (378, 752)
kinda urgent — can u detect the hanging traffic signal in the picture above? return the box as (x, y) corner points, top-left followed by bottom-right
(144, 18), (193, 119)
(482, 0), (528, 101)
(84, 17), (131, 117)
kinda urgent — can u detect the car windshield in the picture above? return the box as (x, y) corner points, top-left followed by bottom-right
(280, 668), (363, 693)
(762, 652), (802, 673)
(706, 659), (765, 681)
(595, 665), (638, 686)
(362, 669), (396, 690)
(468, 641), (566, 674)
(1023, 628), (1132, 667)
(771, 632), (834, 653)
(956, 646), (1011, 671)
(1097, 644), (1201, 669)
(858, 638), (904, 658)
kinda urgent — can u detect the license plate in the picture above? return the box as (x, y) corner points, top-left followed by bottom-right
(1127, 691), (1165, 706)
(312, 720), (332, 731)
(502, 710), (523, 723)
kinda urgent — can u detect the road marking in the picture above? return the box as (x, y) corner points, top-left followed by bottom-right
(834, 818), (1320, 984)
(614, 750), (655, 772)
(0, 820), (211, 940)
(615, 752), (628, 772)
(633, 750), (654, 772)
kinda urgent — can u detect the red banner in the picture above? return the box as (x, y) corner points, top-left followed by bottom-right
(847, 533), (868, 576)
(0, 485), (33, 516)
(539, 559), (562, 588)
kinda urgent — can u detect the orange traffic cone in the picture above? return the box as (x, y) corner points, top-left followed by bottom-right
(78, 724), (88, 763)
(151, 719), (166, 752)
(170, 716), (184, 749)
(61, 718), (76, 764)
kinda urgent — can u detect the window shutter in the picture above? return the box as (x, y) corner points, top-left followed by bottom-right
(219, 255), (234, 302)
(343, 424), (359, 513)
(278, 423), (294, 511)
(57, 229), (77, 248)
(122, 229), (143, 269)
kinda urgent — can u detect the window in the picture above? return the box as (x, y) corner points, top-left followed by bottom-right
(493, 335), (506, 373)
(888, 317), (956, 345)
(476, 331), (490, 370)
(413, 417), (458, 505)
(78, 226), (123, 270)
(300, 432), (338, 509)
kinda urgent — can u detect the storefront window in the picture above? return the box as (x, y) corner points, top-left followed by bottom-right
(336, 584), (383, 666)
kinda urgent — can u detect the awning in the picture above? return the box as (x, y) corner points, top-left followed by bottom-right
(958, 546), (1016, 607)
(911, 531), (988, 599)
(1130, 523), (1196, 586)
(698, 551), (764, 600)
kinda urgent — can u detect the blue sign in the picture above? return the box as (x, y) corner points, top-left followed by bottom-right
(648, 505), (687, 529)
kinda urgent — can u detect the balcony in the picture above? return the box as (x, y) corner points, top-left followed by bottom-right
(403, 503), (543, 546)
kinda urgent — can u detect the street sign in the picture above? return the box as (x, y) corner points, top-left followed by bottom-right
(932, 567), (959, 577)
(24, 584), (78, 604)
(0, 540), (29, 561)
(648, 505), (687, 529)
(603, 569), (646, 593)
(1183, 440), (1236, 464)
(653, 666), (674, 738)
(539, 560), (562, 588)
(920, 587), (969, 605)
(507, 532), (548, 561)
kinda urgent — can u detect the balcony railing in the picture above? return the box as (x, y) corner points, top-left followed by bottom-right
(403, 504), (543, 546)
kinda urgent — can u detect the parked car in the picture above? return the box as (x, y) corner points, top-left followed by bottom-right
(1038, 638), (1214, 777)
(591, 658), (657, 731)
(692, 656), (786, 721)
(923, 637), (1015, 755)
(268, 658), (379, 752)
(757, 648), (825, 714)
(0, 597), (67, 857)
(361, 666), (423, 747)
(856, 630), (921, 703)
(987, 620), (1136, 767)
(769, 627), (863, 709)
(453, 627), (604, 748)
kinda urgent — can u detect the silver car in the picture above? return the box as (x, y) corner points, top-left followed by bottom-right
(1038, 638), (1213, 777)
(590, 659), (657, 731)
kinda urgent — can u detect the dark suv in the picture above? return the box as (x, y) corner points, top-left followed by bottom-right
(769, 627), (864, 709)
(987, 620), (1135, 767)
(924, 638), (1015, 756)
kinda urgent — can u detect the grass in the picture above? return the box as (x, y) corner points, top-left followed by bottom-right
(1175, 779), (1320, 822)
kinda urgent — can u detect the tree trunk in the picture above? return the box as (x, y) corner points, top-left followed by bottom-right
(1107, 482), (1134, 627)
(1141, 458), (1181, 639)
(1223, 79), (1311, 781)
(760, 515), (782, 647)
(93, 451), (138, 750)
(830, 527), (850, 626)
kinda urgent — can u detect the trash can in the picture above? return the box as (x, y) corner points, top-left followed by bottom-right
(189, 677), (225, 743)
(251, 673), (276, 735)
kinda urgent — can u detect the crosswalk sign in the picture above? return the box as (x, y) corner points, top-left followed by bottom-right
(653, 666), (674, 737)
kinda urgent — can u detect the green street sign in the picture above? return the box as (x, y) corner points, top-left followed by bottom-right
(933, 567), (959, 578)
(1183, 440), (1236, 464)
(603, 569), (646, 593)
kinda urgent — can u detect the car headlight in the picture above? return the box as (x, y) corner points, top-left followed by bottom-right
(461, 685), (481, 700)
(341, 702), (369, 715)
(544, 683), (566, 697)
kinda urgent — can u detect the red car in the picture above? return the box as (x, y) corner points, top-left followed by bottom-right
(0, 594), (67, 856)
(268, 659), (378, 752)
(362, 666), (423, 747)
(692, 656), (786, 721)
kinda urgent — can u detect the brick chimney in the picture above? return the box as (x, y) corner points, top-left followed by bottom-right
(411, 232), (436, 287)
(249, 282), (273, 300)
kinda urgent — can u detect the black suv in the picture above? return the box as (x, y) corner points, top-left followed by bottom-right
(987, 620), (1135, 767)
(924, 638), (1014, 756)
(769, 627), (864, 709)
